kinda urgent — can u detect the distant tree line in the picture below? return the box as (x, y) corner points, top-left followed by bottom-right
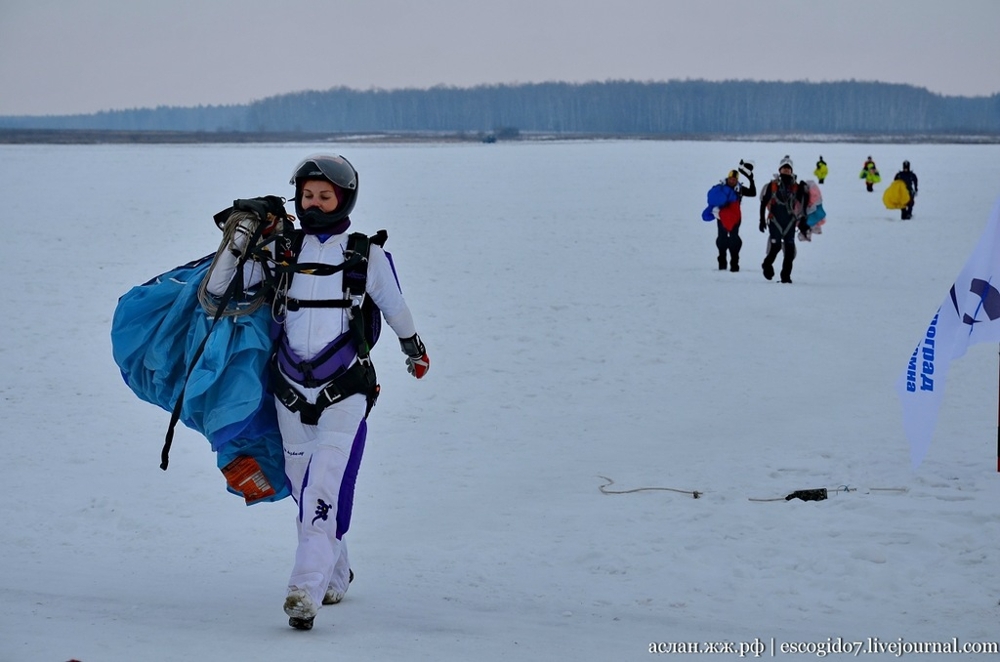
(2, 80), (999, 135)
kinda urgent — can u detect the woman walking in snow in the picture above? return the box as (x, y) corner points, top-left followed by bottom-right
(205, 154), (430, 631)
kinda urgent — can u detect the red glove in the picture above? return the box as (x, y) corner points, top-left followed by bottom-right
(406, 353), (430, 379)
(399, 334), (430, 379)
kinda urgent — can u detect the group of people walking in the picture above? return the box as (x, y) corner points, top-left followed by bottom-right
(859, 155), (919, 218)
(702, 155), (813, 283)
(702, 154), (919, 283)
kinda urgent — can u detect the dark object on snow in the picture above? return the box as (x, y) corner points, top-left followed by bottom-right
(785, 488), (828, 502)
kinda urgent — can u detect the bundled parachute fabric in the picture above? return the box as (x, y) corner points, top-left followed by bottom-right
(111, 255), (290, 505)
(814, 161), (828, 182)
(805, 180), (827, 228)
(717, 204), (741, 231)
(882, 179), (912, 210)
(859, 165), (881, 184)
(701, 183), (740, 229)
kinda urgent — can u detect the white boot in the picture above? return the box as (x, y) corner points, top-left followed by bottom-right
(284, 586), (320, 630)
(324, 569), (354, 605)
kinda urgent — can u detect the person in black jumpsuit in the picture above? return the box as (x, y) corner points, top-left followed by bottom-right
(759, 156), (810, 284)
(894, 160), (919, 220)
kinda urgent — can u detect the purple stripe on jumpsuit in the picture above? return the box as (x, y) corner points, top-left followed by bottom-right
(295, 419), (366, 539)
(337, 420), (367, 538)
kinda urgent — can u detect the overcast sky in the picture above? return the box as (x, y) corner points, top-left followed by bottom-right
(1, 0), (998, 116)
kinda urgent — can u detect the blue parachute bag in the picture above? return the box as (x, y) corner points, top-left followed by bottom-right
(111, 255), (290, 504)
(701, 183), (738, 221)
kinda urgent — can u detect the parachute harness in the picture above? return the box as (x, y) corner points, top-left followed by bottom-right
(768, 179), (799, 220)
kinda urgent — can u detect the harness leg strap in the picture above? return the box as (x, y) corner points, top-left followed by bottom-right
(271, 360), (379, 425)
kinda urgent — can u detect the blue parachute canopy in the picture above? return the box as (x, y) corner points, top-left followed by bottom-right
(111, 255), (289, 504)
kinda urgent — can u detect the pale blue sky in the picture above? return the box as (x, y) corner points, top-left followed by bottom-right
(1, 0), (998, 116)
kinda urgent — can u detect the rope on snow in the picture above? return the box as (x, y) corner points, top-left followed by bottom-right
(747, 485), (909, 503)
(597, 475), (702, 499)
(595, 477), (908, 503)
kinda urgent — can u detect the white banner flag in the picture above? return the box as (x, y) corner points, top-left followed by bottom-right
(897, 197), (1000, 468)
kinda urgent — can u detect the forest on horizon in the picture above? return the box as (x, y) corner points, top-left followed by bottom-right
(1, 80), (998, 138)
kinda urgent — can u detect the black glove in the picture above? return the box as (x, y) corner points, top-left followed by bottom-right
(233, 195), (286, 218)
(213, 195), (288, 234)
(233, 196), (288, 236)
(759, 219), (766, 233)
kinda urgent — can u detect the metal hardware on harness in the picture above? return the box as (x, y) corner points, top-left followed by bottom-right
(271, 360), (378, 426)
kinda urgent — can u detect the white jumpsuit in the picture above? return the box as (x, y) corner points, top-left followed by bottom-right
(207, 228), (416, 608)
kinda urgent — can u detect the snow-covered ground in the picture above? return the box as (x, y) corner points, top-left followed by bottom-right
(2, 140), (999, 661)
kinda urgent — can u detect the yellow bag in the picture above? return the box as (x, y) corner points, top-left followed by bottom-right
(882, 179), (911, 209)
